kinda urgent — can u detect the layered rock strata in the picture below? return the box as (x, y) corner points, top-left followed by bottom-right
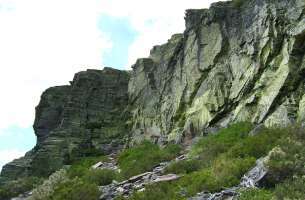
(0, 68), (130, 182)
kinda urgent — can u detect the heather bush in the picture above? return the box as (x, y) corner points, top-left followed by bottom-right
(0, 177), (42, 200)
(29, 169), (68, 200)
(51, 177), (99, 200)
(239, 188), (274, 200)
(118, 141), (181, 179)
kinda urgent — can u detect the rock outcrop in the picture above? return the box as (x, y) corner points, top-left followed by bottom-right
(1, 0), (305, 188)
(0, 68), (130, 183)
(128, 0), (305, 143)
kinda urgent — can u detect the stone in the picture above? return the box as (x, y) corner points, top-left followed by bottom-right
(1, 68), (130, 183)
(152, 174), (180, 183)
(128, 0), (305, 144)
(2, 0), (305, 193)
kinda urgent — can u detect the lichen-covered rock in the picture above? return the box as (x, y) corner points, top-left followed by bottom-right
(1, 0), (305, 189)
(128, 0), (305, 144)
(1, 68), (130, 183)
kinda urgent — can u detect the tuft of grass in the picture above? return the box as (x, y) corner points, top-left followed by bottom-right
(127, 123), (297, 199)
(117, 141), (181, 179)
(191, 122), (253, 165)
(67, 156), (108, 178)
(239, 188), (274, 200)
(164, 160), (203, 175)
(83, 169), (117, 186)
(51, 177), (99, 200)
(265, 126), (305, 186)
(274, 176), (305, 200)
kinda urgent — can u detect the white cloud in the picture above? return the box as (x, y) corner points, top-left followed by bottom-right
(0, 0), (111, 130)
(100, 0), (226, 68)
(0, 0), (226, 166)
(0, 149), (25, 170)
(0, 0), (225, 131)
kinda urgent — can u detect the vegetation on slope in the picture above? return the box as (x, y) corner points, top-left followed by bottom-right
(123, 122), (305, 200)
(1, 123), (305, 200)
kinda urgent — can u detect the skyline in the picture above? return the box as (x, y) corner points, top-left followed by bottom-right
(0, 0), (224, 170)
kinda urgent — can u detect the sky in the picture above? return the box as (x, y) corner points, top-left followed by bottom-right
(0, 0), (224, 171)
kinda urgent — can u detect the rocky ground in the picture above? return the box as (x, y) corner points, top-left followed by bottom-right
(94, 153), (269, 200)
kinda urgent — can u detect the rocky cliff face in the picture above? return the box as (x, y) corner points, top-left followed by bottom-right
(1, 68), (130, 183)
(129, 0), (305, 143)
(1, 0), (305, 185)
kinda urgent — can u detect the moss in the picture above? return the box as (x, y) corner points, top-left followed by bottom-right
(232, 0), (249, 8)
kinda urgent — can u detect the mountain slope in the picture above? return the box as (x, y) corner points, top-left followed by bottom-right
(0, 0), (304, 195)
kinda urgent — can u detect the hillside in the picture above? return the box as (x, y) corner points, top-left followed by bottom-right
(0, 0), (304, 199)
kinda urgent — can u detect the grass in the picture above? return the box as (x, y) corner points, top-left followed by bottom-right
(232, 0), (249, 8)
(51, 177), (99, 200)
(117, 141), (181, 179)
(126, 122), (305, 200)
(239, 188), (274, 200)
(4, 123), (305, 200)
(0, 177), (43, 200)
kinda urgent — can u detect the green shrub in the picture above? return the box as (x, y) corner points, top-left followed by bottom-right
(265, 126), (305, 185)
(51, 177), (99, 200)
(164, 159), (202, 175)
(191, 122), (253, 165)
(239, 188), (274, 200)
(67, 156), (108, 178)
(232, 0), (248, 8)
(212, 156), (256, 188)
(127, 182), (184, 200)
(274, 176), (305, 200)
(0, 177), (43, 200)
(118, 141), (181, 179)
(227, 127), (287, 159)
(84, 169), (117, 186)
(29, 169), (69, 200)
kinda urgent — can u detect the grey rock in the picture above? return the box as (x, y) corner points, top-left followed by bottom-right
(1, 68), (130, 183)
(128, 0), (305, 144)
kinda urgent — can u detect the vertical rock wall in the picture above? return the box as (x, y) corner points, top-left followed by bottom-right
(128, 0), (305, 143)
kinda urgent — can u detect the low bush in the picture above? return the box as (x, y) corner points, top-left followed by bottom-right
(0, 177), (42, 200)
(67, 155), (117, 186)
(51, 177), (99, 200)
(118, 141), (181, 179)
(29, 169), (69, 200)
(265, 126), (305, 185)
(84, 169), (117, 186)
(164, 159), (202, 174)
(127, 182), (184, 200)
(191, 122), (253, 165)
(274, 176), (305, 200)
(67, 156), (108, 178)
(227, 127), (287, 159)
(239, 188), (274, 200)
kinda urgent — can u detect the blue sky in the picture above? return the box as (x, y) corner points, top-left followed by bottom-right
(0, 14), (138, 170)
(0, 0), (222, 171)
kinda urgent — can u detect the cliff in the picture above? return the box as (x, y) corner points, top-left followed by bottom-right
(129, 0), (305, 144)
(1, 0), (305, 187)
(1, 68), (130, 182)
